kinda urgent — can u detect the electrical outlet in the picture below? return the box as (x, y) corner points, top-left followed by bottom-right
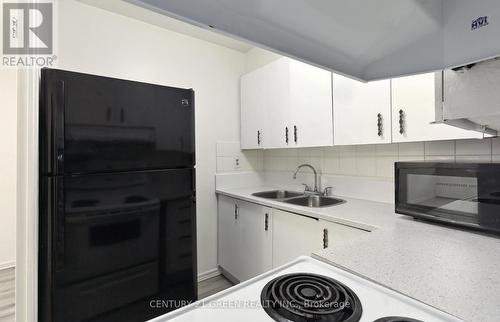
(234, 157), (241, 169)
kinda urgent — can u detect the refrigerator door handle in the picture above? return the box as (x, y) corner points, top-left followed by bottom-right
(53, 80), (65, 174)
(54, 177), (65, 271)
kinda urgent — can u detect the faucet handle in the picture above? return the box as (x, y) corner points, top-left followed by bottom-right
(323, 187), (333, 196)
(301, 183), (311, 192)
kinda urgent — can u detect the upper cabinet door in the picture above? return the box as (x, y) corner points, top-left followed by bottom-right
(391, 72), (481, 142)
(241, 69), (265, 149)
(288, 60), (333, 148)
(262, 58), (292, 149)
(240, 58), (333, 149)
(333, 74), (391, 145)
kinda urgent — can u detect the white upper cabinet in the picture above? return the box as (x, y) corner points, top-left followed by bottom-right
(391, 72), (481, 142)
(288, 59), (333, 148)
(241, 57), (333, 149)
(333, 74), (391, 145)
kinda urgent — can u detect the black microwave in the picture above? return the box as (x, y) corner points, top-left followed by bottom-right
(395, 162), (500, 234)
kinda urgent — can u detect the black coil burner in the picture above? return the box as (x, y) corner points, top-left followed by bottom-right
(373, 318), (424, 322)
(260, 273), (362, 322)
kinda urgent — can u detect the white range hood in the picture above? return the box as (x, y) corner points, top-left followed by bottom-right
(127, 0), (500, 82)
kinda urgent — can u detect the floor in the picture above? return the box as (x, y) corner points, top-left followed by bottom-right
(198, 274), (234, 299)
(0, 268), (231, 322)
(0, 268), (14, 322)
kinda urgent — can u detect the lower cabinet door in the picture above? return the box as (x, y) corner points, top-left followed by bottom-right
(318, 220), (367, 250)
(218, 195), (241, 280)
(272, 210), (322, 268)
(238, 201), (273, 281)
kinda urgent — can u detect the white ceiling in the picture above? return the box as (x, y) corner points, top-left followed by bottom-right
(78, 0), (254, 53)
(125, 0), (500, 81)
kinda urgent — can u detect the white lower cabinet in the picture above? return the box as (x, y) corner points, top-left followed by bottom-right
(238, 200), (273, 281)
(218, 195), (241, 280)
(219, 196), (368, 282)
(218, 195), (272, 282)
(317, 219), (367, 249)
(272, 209), (323, 267)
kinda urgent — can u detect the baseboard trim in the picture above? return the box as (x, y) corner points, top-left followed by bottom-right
(218, 266), (239, 285)
(197, 267), (221, 282)
(0, 261), (15, 270)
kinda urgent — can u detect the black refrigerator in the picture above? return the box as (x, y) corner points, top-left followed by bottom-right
(38, 69), (197, 322)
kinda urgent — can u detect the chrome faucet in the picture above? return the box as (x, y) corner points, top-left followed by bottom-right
(293, 164), (319, 193)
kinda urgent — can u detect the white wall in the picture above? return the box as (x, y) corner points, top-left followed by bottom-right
(244, 47), (281, 73)
(0, 69), (17, 268)
(55, 0), (246, 276)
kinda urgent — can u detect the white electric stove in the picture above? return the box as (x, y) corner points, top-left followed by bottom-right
(148, 256), (464, 322)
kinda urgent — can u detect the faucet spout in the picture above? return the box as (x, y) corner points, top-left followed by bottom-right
(293, 164), (319, 193)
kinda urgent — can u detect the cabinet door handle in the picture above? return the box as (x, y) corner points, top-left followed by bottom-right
(323, 228), (329, 249)
(285, 127), (289, 144)
(257, 130), (261, 145)
(234, 204), (238, 221)
(377, 113), (383, 137)
(399, 109), (405, 134)
(264, 213), (269, 231)
(120, 108), (125, 123)
(294, 125), (298, 143)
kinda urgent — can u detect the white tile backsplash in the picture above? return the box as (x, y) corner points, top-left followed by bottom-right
(219, 137), (498, 180)
(375, 143), (398, 156)
(455, 155), (492, 162)
(398, 142), (425, 156)
(455, 138), (491, 155)
(424, 140), (455, 156)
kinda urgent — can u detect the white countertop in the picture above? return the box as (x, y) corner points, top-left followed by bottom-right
(216, 186), (500, 322)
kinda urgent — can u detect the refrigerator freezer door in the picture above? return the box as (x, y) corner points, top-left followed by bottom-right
(40, 69), (195, 175)
(39, 168), (197, 322)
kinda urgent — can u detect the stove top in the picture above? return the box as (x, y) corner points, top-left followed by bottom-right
(148, 256), (464, 322)
(261, 273), (362, 322)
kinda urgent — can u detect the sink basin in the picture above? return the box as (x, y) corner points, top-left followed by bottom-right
(284, 195), (345, 208)
(252, 190), (303, 199)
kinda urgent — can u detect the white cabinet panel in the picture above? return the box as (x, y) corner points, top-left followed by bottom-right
(241, 58), (333, 149)
(318, 220), (367, 249)
(272, 210), (322, 268)
(391, 72), (481, 142)
(241, 70), (264, 149)
(218, 196), (272, 282)
(217, 195), (241, 279)
(238, 200), (273, 281)
(289, 60), (333, 148)
(333, 74), (391, 145)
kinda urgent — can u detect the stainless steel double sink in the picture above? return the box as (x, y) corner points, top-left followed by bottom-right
(251, 190), (345, 208)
